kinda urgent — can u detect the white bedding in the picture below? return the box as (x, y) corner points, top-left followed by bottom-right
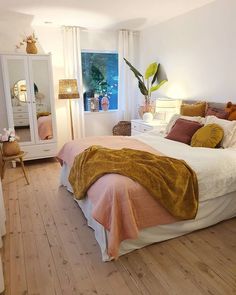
(136, 133), (236, 202)
(60, 134), (236, 261)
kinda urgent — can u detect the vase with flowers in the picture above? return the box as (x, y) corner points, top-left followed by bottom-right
(16, 32), (38, 54)
(124, 58), (167, 122)
(0, 128), (20, 157)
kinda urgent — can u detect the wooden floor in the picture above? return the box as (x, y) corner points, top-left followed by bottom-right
(1, 159), (236, 295)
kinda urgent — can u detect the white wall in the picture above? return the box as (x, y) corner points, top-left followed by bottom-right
(140, 0), (236, 103)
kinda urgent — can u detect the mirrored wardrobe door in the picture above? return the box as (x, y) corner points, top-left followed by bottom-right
(29, 57), (55, 142)
(3, 56), (35, 144)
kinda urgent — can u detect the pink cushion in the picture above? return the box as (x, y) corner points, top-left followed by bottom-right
(165, 118), (203, 144)
(206, 107), (229, 119)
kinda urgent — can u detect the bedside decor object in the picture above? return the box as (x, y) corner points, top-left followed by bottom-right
(16, 32), (38, 54)
(58, 79), (80, 140)
(143, 112), (153, 123)
(124, 58), (167, 120)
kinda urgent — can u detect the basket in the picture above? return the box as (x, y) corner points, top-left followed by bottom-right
(112, 121), (131, 136)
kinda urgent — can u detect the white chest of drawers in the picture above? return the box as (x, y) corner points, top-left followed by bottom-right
(131, 119), (167, 136)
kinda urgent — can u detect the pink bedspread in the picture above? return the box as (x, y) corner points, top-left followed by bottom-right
(58, 136), (177, 258)
(37, 115), (53, 140)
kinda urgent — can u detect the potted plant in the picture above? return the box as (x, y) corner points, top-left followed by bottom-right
(124, 58), (167, 121)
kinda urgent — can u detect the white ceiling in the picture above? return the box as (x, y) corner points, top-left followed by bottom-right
(0, 0), (215, 29)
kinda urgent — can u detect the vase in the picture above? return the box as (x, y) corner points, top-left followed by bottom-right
(2, 141), (21, 157)
(138, 104), (155, 119)
(90, 97), (99, 112)
(26, 42), (38, 54)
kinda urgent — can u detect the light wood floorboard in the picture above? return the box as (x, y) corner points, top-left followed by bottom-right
(1, 159), (236, 295)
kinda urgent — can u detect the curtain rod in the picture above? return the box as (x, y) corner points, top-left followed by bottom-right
(62, 25), (140, 34)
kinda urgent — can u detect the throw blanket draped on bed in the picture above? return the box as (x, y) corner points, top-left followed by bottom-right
(69, 145), (199, 220)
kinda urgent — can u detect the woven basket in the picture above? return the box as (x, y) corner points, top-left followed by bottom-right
(112, 121), (131, 136)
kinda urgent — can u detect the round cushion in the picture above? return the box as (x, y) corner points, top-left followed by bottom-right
(191, 124), (224, 148)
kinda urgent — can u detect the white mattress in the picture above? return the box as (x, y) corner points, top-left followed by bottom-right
(60, 163), (236, 261)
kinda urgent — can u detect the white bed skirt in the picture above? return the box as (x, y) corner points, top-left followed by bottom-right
(60, 164), (236, 261)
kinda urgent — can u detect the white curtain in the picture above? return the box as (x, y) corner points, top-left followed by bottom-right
(118, 30), (138, 121)
(62, 26), (85, 139)
(0, 180), (6, 293)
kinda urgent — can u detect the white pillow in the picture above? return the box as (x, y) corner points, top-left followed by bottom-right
(165, 114), (205, 134)
(205, 116), (236, 148)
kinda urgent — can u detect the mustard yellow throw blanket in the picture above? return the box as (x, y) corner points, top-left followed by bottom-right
(69, 145), (199, 220)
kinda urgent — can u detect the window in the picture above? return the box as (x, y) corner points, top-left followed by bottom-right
(81, 51), (118, 111)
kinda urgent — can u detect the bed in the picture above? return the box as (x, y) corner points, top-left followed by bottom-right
(37, 114), (53, 140)
(58, 131), (236, 261)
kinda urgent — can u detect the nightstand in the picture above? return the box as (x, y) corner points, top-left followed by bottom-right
(131, 119), (167, 135)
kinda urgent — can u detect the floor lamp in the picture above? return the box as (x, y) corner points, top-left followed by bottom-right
(58, 79), (80, 140)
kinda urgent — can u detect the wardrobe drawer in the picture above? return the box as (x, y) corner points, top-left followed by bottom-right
(14, 118), (29, 126)
(13, 112), (29, 119)
(22, 143), (57, 160)
(12, 105), (28, 113)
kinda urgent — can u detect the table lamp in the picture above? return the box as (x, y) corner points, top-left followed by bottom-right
(58, 79), (80, 140)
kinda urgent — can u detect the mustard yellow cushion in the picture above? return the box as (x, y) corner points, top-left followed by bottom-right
(180, 102), (207, 117)
(191, 124), (224, 148)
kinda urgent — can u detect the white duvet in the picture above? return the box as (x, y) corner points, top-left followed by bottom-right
(135, 133), (236, 202)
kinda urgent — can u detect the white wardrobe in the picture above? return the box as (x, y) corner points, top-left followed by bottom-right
(0, 54), (57, 160)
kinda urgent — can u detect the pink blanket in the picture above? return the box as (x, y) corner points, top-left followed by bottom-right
(58, 136), (177, 258)
(37, 115), (53, 140)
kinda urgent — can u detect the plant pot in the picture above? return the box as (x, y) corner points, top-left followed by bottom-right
(2, 141), (21, 157)
(26, 42), (38, 54)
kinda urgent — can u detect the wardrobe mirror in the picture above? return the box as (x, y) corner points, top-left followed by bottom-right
(31, 59), (53, 140)
(7, 59), (32, 143)
(12, 80), (39, 103)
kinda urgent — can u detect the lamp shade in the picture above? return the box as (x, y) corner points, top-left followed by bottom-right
(58, 79), (80, 100)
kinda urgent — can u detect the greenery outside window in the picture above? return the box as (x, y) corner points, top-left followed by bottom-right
(81, 51), (118, 111)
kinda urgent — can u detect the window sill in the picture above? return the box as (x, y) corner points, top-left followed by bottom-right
(84, 110), (119, 115)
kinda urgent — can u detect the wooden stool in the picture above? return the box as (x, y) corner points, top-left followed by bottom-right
(1, 151), (29, 185)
